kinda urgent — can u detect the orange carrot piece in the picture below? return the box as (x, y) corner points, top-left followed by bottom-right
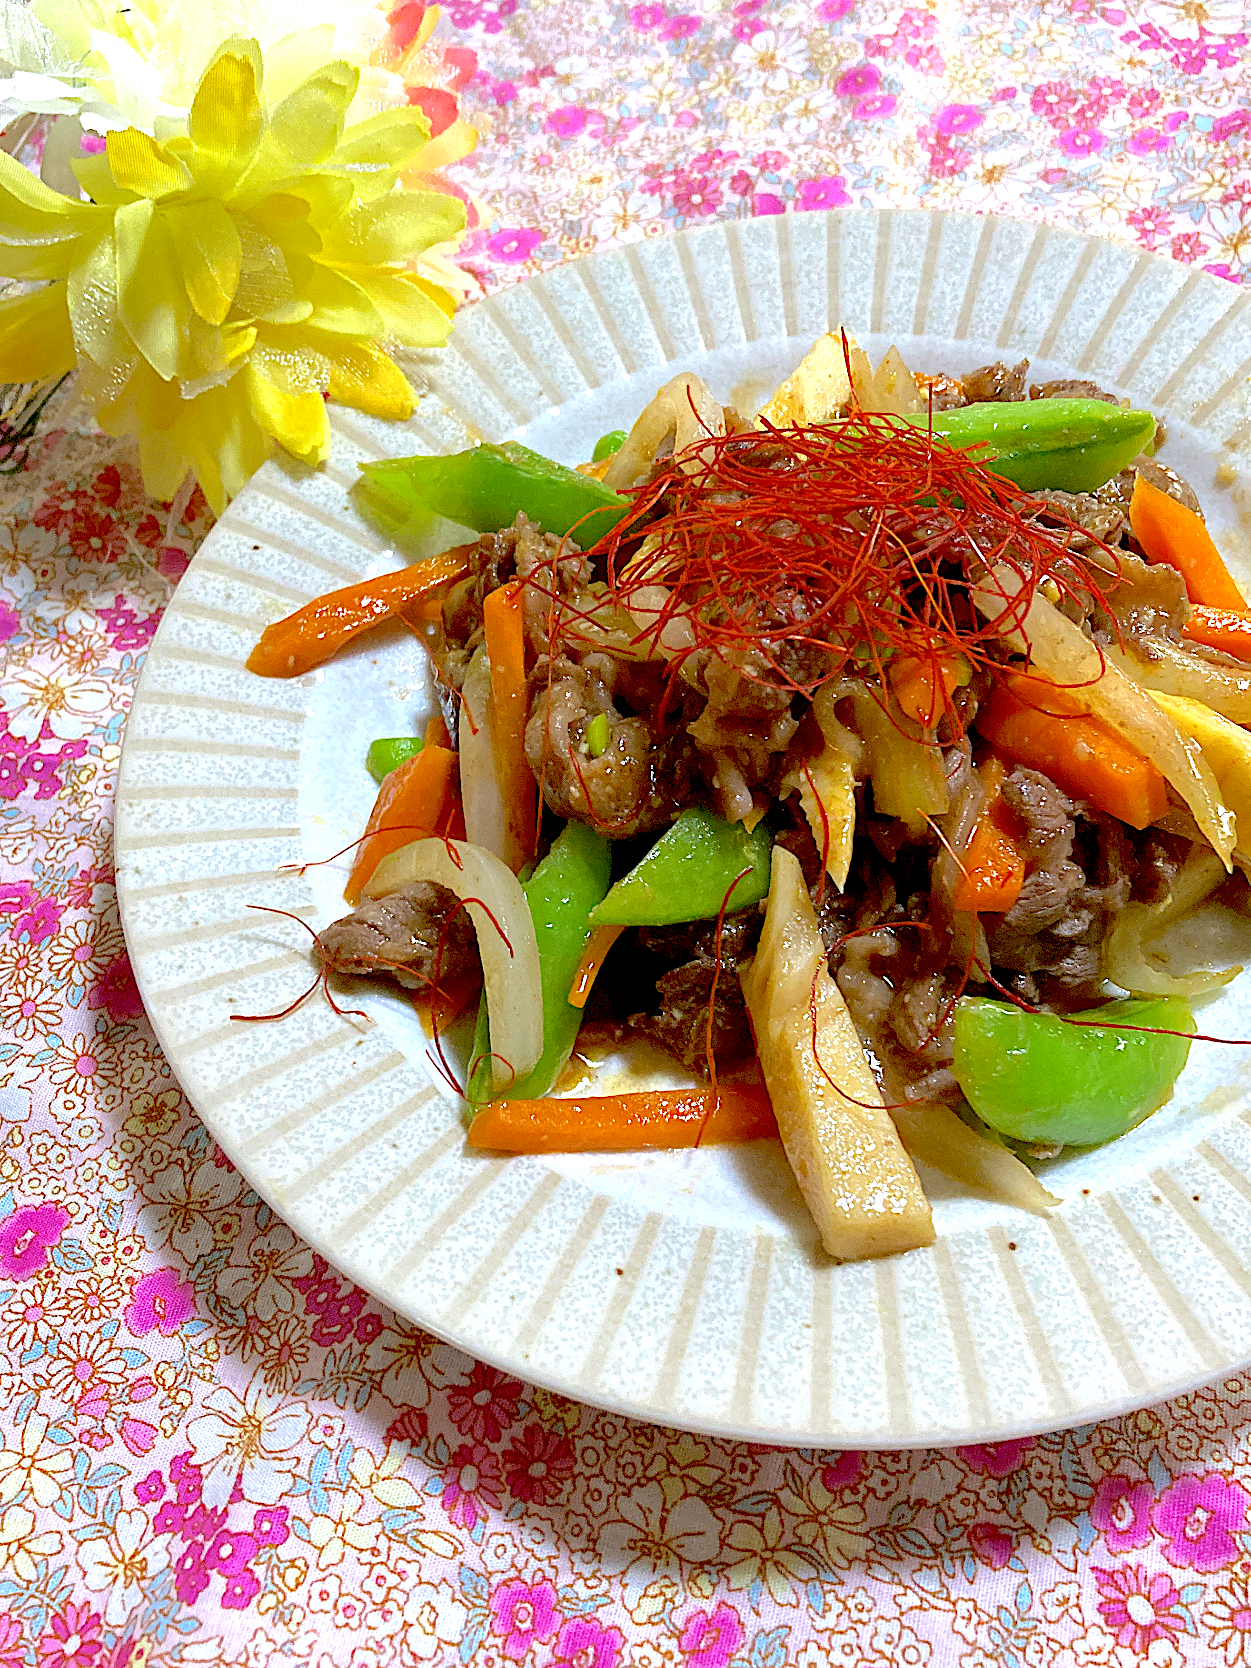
(889, 652), (966, 728)
(975, 678), (1168, 830)
(568, 924), (626, 1009)
(466, 1082), (779, 1153)
(345, 745), (456, 904)
(482, 580), (536, 869)
(1130, 474), (1245, 610)
(953, 757), (1025, 914)
(1182, 603), (1251, 663)
(246, 551), (469, 678)
(424, 711), (452, 750)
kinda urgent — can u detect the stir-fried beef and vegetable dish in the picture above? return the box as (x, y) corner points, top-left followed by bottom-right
(247, 330), (1251, 1261)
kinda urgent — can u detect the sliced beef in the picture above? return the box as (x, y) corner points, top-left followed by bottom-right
(1096, 454), (1201, 516)
(437, 515), (589, 694)
(961, 359), (1029, 403)
(318, 882), (478, 991)
(1024, 489), (1190, 641)
(628, 914), (761, 1074)
(525, 654), (697, 837)
(1029, 378), (1120, 403)
(987, 776), (1134, 997)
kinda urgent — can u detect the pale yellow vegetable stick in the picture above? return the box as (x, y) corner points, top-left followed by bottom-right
(758, 330), (859, 427)
(890, 1103), (1059, 1216)
(784, 744), (857, 891)
(871, 345), (925, 416)
(1148, 689), (1251, 860)
(740, 847), (934, 1260)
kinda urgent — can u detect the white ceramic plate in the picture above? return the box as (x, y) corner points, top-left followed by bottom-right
(117, 209), (1251, 1448)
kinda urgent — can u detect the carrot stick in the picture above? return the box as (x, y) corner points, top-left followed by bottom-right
(345, 745), (457, 904)
(466, 1082), (779, 1153)
(1182, 603), (1251, 663)
(889, 652), (967, 728)
(568, 924), (626, 1008)
(975, 676), (1168, 830)
(247, 551), (469, 678)
(952, 757), (1025, 913)
(1129, 475), (1245, 610)
(481, 580), (536, 870)
(424, 712), (452, 749)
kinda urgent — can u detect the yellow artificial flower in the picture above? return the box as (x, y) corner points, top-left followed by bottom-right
(0, 38), (464, 511)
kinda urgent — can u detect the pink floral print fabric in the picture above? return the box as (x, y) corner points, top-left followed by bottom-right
(2, 0), (1251, 1662)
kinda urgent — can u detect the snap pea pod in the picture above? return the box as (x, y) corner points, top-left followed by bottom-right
(467, 819), (612, 1108)
(906, 398), (1157, 494)
(952, 995), (1194, 1146)
(590, 806), (773, 928)
(356, 442), (631, 552)
(593, 429), (627, 461)
(366, 736), (422, 784)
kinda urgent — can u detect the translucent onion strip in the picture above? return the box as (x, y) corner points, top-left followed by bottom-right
(971, 563), (1236, 868)
(364, 837), (543, 1084)
(601, 372), (725, 490)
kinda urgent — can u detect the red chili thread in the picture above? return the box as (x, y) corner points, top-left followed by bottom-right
(230, 905), (369, 1025)
(552, 408), (1121, 723)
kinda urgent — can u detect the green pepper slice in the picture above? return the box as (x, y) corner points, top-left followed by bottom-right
(356, 441), (631, 552)
(952, 995), (1194, 1146)
(467, 819), (612, 1107)
(590, 806), (773, 928)
(593, 429), (627, 462)
(907, 398), (1157, 494)
(366, 736), (423, 784)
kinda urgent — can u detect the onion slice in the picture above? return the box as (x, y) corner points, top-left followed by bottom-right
(458, 648), (512, 867)
(1102, 845), (1239, 997)
(1104, 635), (1251, 727)
(971, 563), (1236, 868)
(363, 837), (543, 1085)
(602, 373), (724, 490)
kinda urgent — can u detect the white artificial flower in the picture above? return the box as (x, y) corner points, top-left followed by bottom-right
(2, 0), (404, 140)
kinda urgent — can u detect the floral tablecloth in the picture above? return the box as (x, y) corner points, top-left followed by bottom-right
(3, 1), (1251, 1665)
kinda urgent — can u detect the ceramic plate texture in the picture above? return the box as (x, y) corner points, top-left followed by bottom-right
(116, 208), (1251, 1449)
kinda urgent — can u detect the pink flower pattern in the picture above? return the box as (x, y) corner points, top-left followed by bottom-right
(3, 2), (1251, 1662)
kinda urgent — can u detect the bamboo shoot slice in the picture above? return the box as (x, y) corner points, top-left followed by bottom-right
(740, 847), (934, 1259)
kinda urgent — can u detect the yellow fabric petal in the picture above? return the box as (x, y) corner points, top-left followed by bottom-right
(234, 218), (311, 326)
(301, 264), (382, 336)
(267, 62), (358, 164)
(351, 270), (456, 348)
(71, 155), (139, 207)
(187, 42), (264, 196)
(114, 199), (191, 382)
(326, 340), (415, 423)
(247, 362), (331, 467)
(332, 108), (430, 172)
(163, 201), (241, 326)
(0, 285), (76, 382)
(105, 130), (193, 201)
(407, 120), (478, 177)
(0, 151), (100, 280)
(405, 271), (457, 320)
(323, 191), (465, 268)
(180, 377), (273, 513)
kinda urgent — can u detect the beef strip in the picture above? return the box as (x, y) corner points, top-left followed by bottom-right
(627, 914), (761, 1073)
(1096, 454), (1202, 516)
(960, 359), (1029, 402)
(988, 772), (1133, 997)
(317, 882), (478, 991)
(524, 653), (699, 837)
(437, 514), (589, 694)
(1029, 378), (1120, 403)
